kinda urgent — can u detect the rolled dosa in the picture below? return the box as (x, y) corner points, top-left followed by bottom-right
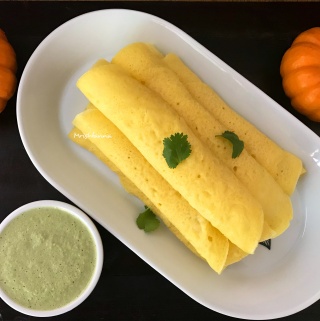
(70, 107), (230, 273)
(76, 62), (264, 254)
(111, 43), (292, 239)
(163, 52), (304, 195)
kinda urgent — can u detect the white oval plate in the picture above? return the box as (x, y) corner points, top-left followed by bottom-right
(17, 9), (320, 320)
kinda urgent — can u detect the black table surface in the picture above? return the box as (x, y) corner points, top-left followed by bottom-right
(1, 1), (320, 321)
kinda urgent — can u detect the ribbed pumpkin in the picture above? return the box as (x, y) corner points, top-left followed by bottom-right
(0, 29), (17, 113)
(280, 27), (320, 121)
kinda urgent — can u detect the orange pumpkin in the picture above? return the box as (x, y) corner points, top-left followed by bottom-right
(0, 29), (17, 113)
(280, 27), (320, 121)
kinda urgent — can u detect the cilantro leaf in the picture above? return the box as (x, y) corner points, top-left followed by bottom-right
(136, 206), (160, 232)
(163, 133), (192, 168)
(216, 131), (244, 158)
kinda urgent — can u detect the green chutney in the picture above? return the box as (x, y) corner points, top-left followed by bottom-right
(0, 207), (97, 310)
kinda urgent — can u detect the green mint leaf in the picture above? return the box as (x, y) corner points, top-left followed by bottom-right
(136, 206), (160, 232)
(162, 133), (192, 168)
(216, 131), (244, 158)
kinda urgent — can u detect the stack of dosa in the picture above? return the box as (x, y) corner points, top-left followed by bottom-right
(162, 52), (304, 196)
(111, 43), (302, 239)
(69, 105), (246, 273)
(68, 43), (304, 274)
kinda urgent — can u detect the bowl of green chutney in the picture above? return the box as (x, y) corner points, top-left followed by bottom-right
(0, 200), (104, 317)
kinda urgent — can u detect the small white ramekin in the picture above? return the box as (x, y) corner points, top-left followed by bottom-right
(0, 200), (104, 317)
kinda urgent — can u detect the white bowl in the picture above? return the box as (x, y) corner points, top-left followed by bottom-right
(0, 200), (103, 317)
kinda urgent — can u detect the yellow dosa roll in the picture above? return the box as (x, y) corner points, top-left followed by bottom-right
(70, 108), (230, 273)
(111, 43), (292, 239)
(163, 52), (304, 195)
(225, 242), (248, 267)
(69, 106), (201, 260)
(69, 104), (247, 270)
(69, 128), (201, 259)
(119, 176), (248, 270)
(77, 62), (264, 254)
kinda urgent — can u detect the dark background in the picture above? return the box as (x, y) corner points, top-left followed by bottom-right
(1, 1), (320, 320)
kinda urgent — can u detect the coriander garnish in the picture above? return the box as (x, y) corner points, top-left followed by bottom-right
(216, 131), (244, 158)
(136, 206), (160, 232)
(163, 133), (192, 169)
